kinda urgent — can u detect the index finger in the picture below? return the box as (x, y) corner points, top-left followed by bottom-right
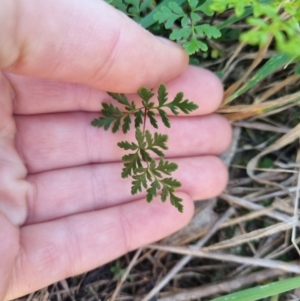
(1, 0), (188, 92)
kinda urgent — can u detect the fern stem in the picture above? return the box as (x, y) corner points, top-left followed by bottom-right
(143, 107), (148, 134)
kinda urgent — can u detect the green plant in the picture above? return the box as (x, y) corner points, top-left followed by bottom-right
(110, 260), (126, 280)
(210, 0), (300, 59)
(154, 0), (221, 54)
(105, 0), (300, 60)
(92, 84), (198, 212)
(106, 0), (152, 21)
(210, 276), (300, 301)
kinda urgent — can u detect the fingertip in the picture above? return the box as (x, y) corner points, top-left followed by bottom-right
(208, 113), (232, 154)
(194, 156), (228, 199)
(165, 66), (224, 115)
(200, 68), (224, 112)
(209, 156), (229, 197)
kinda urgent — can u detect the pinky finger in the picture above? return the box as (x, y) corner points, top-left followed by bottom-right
(6, 194), (194, 300)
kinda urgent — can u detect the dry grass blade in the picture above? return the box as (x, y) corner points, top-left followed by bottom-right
(221, 51), (276, 83)
(255, 74), (300, 103)
(223, 40), (272, 103)
(247, 122), (300, 189)
(220, 207), (274, 228)
(218, 91), (300, 121)
(233, 121), (290, 133)
(292, 145), (300, 255)
(157, 269), (288, 301)
(148, 245), (300, 274)
(141, 208), (235, 301)
(220, 194), (300, 227)
(202, 220), (296, 252)
(222, 42), (247, 76)
(109, 248), (143, 301)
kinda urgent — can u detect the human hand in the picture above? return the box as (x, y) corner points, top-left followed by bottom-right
(0, 0), (231, 299)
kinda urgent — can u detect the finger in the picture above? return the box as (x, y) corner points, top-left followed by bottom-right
(6, 195), (194, 300)
(15, 112), (232, 173)
(0, 213), (19, 301)
(25, 156), (227, 224)
(1, 0), (187, 92)
(0, 73), (29, 227)
(8, 66), (223, 115)
(0, 74), (24, 299)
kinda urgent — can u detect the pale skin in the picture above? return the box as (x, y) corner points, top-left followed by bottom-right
(0, 0), (232, 300)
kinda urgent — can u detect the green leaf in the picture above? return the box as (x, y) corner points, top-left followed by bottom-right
(166, 92), (199, 114)
(170, 28), (192, 41)
(195, 24), (221, 39)
(147, 110), (158, 128)
(161, 186), (169, 202)
(102, 103), (122, 116)
(155, 6), (172, 22)
(175, 98), (199, 113)
(146, 180), (161, 202)
(154, 1), (185, 28)
(138, 87), (155, 106)
(122, 153), (137, 162)
(158, 84), (168, 106)
(122, 115), (131, 133)
(151, 169), (162, 178)
(125, 101), (136, 112)
(121, 153), (142, 178)
(161, 177), (182, 188)
(108, 92), (130, 107)
(153, 133), (168, 150)
(91, 116), (115, 130)
(166, 92), (181, 115)
(146, 169), (153, 181)
(135, 128), (145, 148)
(158, 109), (170, 128)
(157, 159), (178, 175)
(169, 2), (184, 14)
(140, 0), (186, 29)
(190, 12), (201, 22)
(117, 141), (139, 150)
(150, 147), (165, 157)
(183, 38), (208, 54)
(134, 110), (144, 128)
(210, 276), (300, 301)
(112, 118), (121, 133)
(140, 0), (152, 12)
(181, 15), (189, 27)
(149, 159), (156, 170)
(195, 0), (214, 16)
(140, 149), (152, 162)
(131, 172), (147, 194)
(170, 192), (184, 212)
(145, 130), (153, 147)
(145, 131), (166, 156)
(188, 0), (198, 10)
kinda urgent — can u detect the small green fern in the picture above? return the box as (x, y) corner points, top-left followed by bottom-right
(92, 84), (198, 212)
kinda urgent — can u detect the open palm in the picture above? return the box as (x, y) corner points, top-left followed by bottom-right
(0, 1), (231, 300)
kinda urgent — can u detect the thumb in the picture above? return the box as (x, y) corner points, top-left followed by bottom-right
(0, 0), (188, 92)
